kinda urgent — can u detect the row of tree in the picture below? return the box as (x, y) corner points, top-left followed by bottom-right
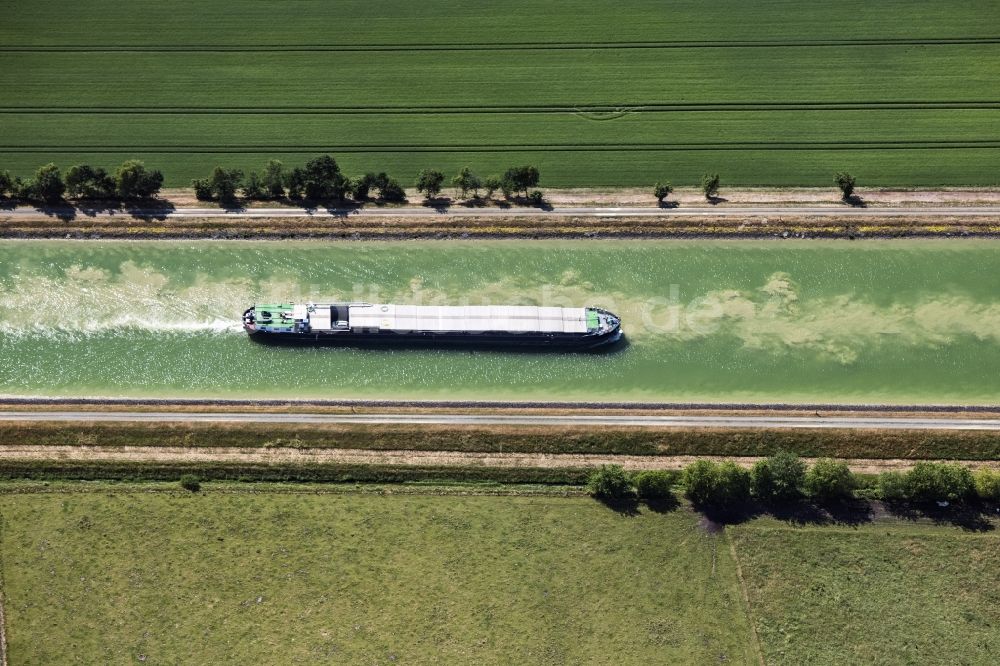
(0, 161), (163, 204)
(588, 454), (1000, 511)
(652, 172), (856, 203)
(192, 156), (544, 206)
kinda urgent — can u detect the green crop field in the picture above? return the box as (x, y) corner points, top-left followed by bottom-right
(0, 484), (997, 664)
(1, 1), (998, 187)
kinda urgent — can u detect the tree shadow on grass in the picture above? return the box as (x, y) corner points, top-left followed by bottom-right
(881, 500), (996, 532)
(768, 498), (874, 527)
(642, 494), (680, 514)
(594, 495), (641, 517)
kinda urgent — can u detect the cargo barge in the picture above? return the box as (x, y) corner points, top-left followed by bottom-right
(243, 302), (622, 350)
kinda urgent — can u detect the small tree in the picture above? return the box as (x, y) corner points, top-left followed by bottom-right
(701, 173), (720, 200)
(65, 164), (115, 200)
(115, 160), (163, 200)
(527, 190), (545, 207)
(483, 175), (502, 199)
(32, 163), (66, 203)
(0, 170), (12, 198)
(653, 181), (673, 204)
(634, 470), (674, 500)
(750, 451), (805, 503)
(803, 459), (856, 502)
(192, 178), (213, 201)
(353, 172), (377, 200)
(302, 155), (349, 202)
(587, 464), (633, 499)
(502, 165), (540, 198)
(835, 171), (856, 200)
(242, 171), (265, 200)
(452, 167), (481, 199)
(285, 167), (306, 200)
(11, 176), (32, 201)
(179, 474), (201, 492)
(416, 169), (445, 200)
(263, 159), (285, 199)
(208, 166), (243, 205)
(973, 468), (1000, 501)
(379, 177), (407, 202)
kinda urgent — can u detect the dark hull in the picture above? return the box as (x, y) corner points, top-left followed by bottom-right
(247, 328), (623, 351)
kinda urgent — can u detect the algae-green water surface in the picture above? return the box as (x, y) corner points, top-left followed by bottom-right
(1, 240), (998, 404)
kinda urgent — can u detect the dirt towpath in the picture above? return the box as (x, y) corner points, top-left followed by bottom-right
(3, 445), (997, 475)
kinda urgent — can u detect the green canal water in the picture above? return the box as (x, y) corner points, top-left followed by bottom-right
(0, 239), (998, 404)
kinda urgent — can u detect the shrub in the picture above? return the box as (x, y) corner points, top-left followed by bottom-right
(0, 170), (11, 198)
(905, 462), (974, 503)
(587, 464), (633, 499)
(683, 460), (750, 508)
(700, 173), (720, 200)
(835, 171), (856, 200)
(750, 450), (805, 503)
(527, 189), (545, 206)
(682, 459), (718, 506)
(653, 181), (673, 203)
(714, 462), (751, 506)
(634, 470), (674, 500)
(974, 468), (1000, 501)
(803, 458), (856, 502)
(877, 471), (908, 501)
(179, 474), (201, 492)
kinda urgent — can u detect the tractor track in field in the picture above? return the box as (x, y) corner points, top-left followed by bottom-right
(2, 36), (998, 52)
(4, 101), (999, 115)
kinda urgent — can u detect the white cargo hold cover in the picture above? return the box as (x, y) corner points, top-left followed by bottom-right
(346, 304), (589, 333)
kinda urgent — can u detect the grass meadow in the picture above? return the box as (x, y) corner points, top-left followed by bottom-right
(0, 488), (755, 664)
(0, 485), (997, 664)
(1, 1), (998, 186)
(730, 520), (1000, 664)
